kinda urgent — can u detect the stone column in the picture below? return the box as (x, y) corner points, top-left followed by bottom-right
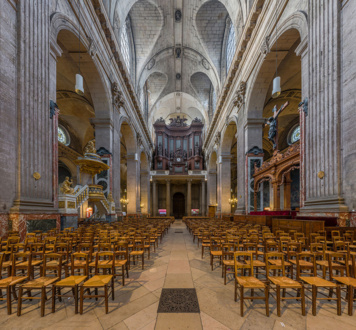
(301, 0), (347, 213)
(140, 170), (150, 214)
(187, 179), (192, 216)
(272, 181), (281, 211)
(241, 118), (264, 214)
(201, 180), (206, 215)
(283, 173), (292, 211)
(166, 179), (170, 216)
(11, 0), (55, 212)
(207, 169), (217, 208)
(152, 181), (158, 216)
(220, 154), (232, 214)
(126, 153), (139, 214)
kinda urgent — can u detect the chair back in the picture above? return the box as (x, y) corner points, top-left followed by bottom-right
(328, 252), (349, 279)
(265, 252), (286, 276)
(234, 252), (254, 277)
(43, 253), (62, 279)
(296, 252), (316, 280)
(12, 252), (32, 278)
(71, 252), (89, 276)
(95, 252), (114, 274)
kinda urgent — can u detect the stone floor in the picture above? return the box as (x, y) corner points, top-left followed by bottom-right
(0, 220), (355, 329)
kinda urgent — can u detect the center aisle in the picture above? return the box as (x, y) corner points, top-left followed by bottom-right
(155, 220), (203, 329)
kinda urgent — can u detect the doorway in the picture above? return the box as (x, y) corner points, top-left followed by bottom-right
(173, 192), (185, 219)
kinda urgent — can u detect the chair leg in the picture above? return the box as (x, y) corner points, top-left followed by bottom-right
(240, 285), (244, 317)
(111, 277), (115, 300)
(348, 285), (354, 316)
(104, 285), (108, 314)
(142, 254), (144, 270)
(336, 285), (341, 316)
(52, 285), (55, 313)
(17, 286), (23, 316)
(265, 285), (270, 317)
(7, 286), (11, 315)
(312, 285), (317, 316)
(41, 287), (46, 317)
(301, 285), (306, 316)
(80, 286), (84, 315)
(74, 285), (78, 314)
(234, 280), (237, 302)
(122, 265), (125, 286)
(276, 285), (281, 317)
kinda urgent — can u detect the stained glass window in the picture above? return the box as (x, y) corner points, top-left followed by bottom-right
(121, 21), (131, 73)
(58, 126), (70, 146)
(289, 126), (300, 144)
(226, 23), (236, 73)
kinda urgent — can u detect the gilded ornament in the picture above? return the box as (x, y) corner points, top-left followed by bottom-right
(33, 172), (41, 180)
(60, 177), (75, 195)
(318, 171), (325, 179)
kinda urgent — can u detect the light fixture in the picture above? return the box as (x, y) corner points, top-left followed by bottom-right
(75, 74), (84, 96)
(272, 1), (280, 99)
(228, 194), (238, 207)
(75, 1), (84, 96)
(272, 76), (281, 98)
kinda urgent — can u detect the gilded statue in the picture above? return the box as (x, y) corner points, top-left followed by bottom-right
(84, 139), (96, 154)
(60, 176), (75, 195)
(107, 192), (114, 203)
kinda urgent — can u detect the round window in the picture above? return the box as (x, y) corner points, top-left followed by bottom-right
(58, 126), (70, 146)
(288, 125), (300, 145)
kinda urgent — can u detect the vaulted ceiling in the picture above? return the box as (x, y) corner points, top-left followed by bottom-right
(103, 0), (250, 130)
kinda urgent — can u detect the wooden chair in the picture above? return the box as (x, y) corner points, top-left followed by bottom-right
(296, 252), (341, 316)
(17, 253), (62, 317)
(329, 253), (356, 315)
(80, 252), (115, 314)
(265, 252), (305, 316)
(221, 243), (235, 285)
(210, 238), (222, 271)
(234, 252), (269, 317)
(114, 242), (129, 286)
(243, 242), (265, 278)
(0, 253), (30, 314)
(129, 238), (144, 270)
(52, 252), (89, 314)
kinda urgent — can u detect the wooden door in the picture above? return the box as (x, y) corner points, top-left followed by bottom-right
(173, 193), (185, 219)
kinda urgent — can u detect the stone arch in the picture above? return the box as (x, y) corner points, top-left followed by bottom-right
(140, 151), (150, 214)
(119, 118), (137, 154)
(51, 13), (111, 118)
(209, 150), (218, 170)
(245, 9), (308, 118)
(220, 121), (237, 155)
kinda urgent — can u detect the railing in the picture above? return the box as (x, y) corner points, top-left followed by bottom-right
(100, 198), (110, 213)
(75, 185), (89, 209)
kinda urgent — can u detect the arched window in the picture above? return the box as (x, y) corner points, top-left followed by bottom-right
(226, 22), (236, 73)
(121, 20), (131, 73)
(58, 125), (70, 146)
(288, 125), (300, 145)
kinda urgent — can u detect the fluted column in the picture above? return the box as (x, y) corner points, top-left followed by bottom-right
(302, 0), (347, 212)
(201, 180), (206, 215)
(187, 179), (192, 216)
(126, 153), (138, 214)
(166, 179), (170, 216)
(11, 0), (54, 211)
(220, 154), (232, 214)
(152, 181), (158, 216)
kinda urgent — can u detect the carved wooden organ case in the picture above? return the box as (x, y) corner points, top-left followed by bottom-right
(153, 117), (204, 174)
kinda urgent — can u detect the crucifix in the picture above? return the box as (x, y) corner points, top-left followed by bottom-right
(265, 101), (289, 150)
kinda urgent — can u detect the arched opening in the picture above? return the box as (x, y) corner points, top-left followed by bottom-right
(219, 121), (237, 215)
(120, 121), (137, 214)
(140, 151), (150, 214)
(247, 28), (302, 212)
(207, 151), (218, 217)
(173, 192), (185, 219)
